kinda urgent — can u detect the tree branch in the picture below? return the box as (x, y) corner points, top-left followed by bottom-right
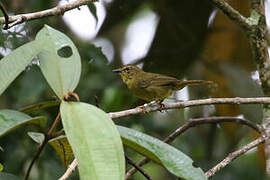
(24, 136), (48, 180)
(164, 116), (262, 143)
(59, 159), (78, 180)
(208, 0), (252, 31)
(125, 155), (153, 180)
(205, 136), (267, 178)
(125, 116), (262, 179)
(109, 97), (270, 119)
(25, 113), (61, 180)
(0, 0), (97, 29)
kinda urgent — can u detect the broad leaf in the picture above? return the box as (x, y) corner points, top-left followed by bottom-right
(0, 109), (47, 136)
(49, 135), (73, 167)
(0, 41), (41, 96)
(60, 101), (125, 180)
(118, 126), (207, 180)
(36, 25), (81, 99)
(20, 100), (60, 114)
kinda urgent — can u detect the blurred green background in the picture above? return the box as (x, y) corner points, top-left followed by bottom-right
(0, 0), (268, 179)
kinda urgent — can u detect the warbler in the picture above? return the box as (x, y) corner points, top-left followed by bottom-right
(113, 65), (213, 102)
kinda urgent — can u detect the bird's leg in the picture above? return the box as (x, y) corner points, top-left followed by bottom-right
(136, 100), (166, 113)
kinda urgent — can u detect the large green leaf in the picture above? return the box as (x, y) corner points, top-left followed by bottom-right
(20, 100), (60, 114)
(36, 25), (81, 99)
(0, 40), (41, 96)
(0, 109), (47, 136)
(118, 126), (207, 180)
(60, 101), (125, 180)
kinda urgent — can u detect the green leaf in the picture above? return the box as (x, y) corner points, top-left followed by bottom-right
(0, 172), (20, 180)
(49, 135), (73, 168)
(0, 109), (47, 136)
(36, 25), (81, 99)
(60, 101), (125, 180)
(0, 41), (41, 96)
(20, 100), (60, 114)
(118, 126), (207, 180)
(28, 132), (45, 144)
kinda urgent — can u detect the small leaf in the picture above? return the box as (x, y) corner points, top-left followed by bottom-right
(36, 25), (81, 99)
(118, 126), (207, 180)
(0, 109), (47, 136)
(60, 101), (125, 180)
(49, 135), (73, 167)
(28, 132), (45, 144)
(0, 41), (41, 96)
(20, 100), (60, 114)
(0, 172), (20, 180)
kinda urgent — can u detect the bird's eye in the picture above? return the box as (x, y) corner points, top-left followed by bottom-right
(125, 67), (130, 71)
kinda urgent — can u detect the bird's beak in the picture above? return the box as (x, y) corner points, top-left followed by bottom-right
(112, 68), (122, 73)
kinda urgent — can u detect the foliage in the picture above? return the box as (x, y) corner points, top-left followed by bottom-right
(0, 25), (207, 179)
(0, 0), (268, 180)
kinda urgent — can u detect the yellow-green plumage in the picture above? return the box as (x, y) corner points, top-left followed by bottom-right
(113, 65), (213, 102)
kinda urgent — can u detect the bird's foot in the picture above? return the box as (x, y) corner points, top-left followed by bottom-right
(156, 100), (166, 113)
(137, 103), (149, 114)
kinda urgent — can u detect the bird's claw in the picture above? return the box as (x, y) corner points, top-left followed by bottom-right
(137, 104), (148, 114)
(157, 102), (166, 113)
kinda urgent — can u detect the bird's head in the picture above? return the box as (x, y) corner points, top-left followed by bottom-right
(112, 65), (143, 84)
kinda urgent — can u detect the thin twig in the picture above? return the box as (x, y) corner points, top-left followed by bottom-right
(59, 159), (78, 180)
(25, 112), (61, 180)
(125, 155), (153, 180)
(164, 116), (261, 143)
(109, 97), (270, 119)
(125, 116), (262, 179)
(205, 136), (268, 178)
(0, 0), (97, 29)
(24, 136), (48, 180)
(47, 113), (61, 135)
(208, 0), (252, 31)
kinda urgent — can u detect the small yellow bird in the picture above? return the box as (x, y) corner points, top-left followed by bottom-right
(113, 65), (214, 103)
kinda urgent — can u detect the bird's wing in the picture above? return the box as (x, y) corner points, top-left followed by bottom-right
(137, 73), (178, 88)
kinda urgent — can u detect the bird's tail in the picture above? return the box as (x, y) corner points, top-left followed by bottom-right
(174, 80), (215, 90)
